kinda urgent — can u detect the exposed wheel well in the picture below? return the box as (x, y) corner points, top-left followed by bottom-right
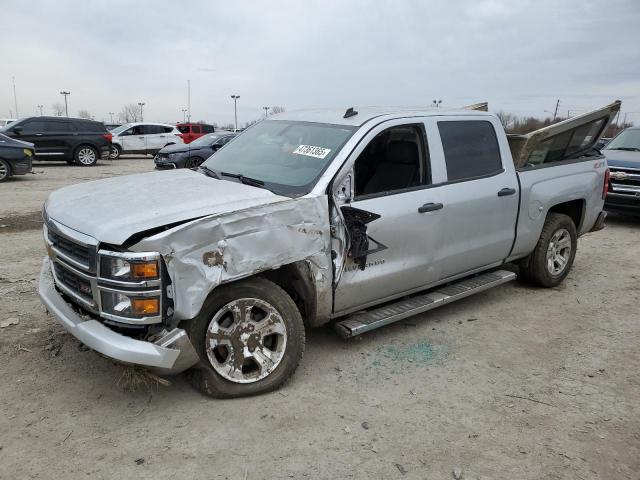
(261, 262), (318, 327)
(548, 199), (585, 231)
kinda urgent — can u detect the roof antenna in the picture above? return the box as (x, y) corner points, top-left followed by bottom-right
(343, 107), (358, 119)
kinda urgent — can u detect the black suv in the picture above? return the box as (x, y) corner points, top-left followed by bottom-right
(0, 116), (112, 166)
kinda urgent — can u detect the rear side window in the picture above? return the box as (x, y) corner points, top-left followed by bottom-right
(73, 120), (106, 133)
(177, 125), (190, 134)
(162, 126), (173, 133)
(143, 125), (164, 134)
(192, 125), (201, 134)
(203, 124), (215, 133)
(438, 121), (502, 182)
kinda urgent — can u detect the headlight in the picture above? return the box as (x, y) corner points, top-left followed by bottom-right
(23, 148), (33, 157)
(99, 251), (160, 282)
(101, 291), (160, 317)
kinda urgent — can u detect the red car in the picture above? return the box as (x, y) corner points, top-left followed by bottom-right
(176, 123), (216, 144)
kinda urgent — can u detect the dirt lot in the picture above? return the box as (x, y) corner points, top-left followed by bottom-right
(0, 158), (639, 480)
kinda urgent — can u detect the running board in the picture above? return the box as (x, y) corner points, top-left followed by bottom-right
(334, 270), (516, 338)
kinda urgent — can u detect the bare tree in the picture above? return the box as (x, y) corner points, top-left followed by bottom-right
(270, 106), (286, 115)
(118, 104), (141, 123)
(51, 103), (65, 116)
(77, 109), (92, 119)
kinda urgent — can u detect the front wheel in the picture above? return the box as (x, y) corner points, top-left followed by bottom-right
(75, 146), (98, 166)
(0, 158), (11, 182)
(186, 277), (305, 398)
(520, 213), (577, 287)
(109, 144), (121, 159)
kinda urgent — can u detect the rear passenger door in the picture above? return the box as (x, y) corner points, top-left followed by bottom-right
(427, 117), (519, 278)
(144, 125), (170, 153)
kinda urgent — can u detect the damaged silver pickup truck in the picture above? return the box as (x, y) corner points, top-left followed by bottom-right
(39, 102), (619, 397)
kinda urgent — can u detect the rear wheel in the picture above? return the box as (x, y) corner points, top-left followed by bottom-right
(186, 277), (305, 398)
(520, 213), (577, 287)
(109, 144), (121, 159)
(0, 159), (11, 182)
(75, 146), (98, 166)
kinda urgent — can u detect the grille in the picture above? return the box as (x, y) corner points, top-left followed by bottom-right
(53, 262), (93, 302)
(48, 228), (92, 268)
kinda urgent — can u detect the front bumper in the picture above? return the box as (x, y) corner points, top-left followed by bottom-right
(38, 257), (199, 374)
(11, 157), (32, 175)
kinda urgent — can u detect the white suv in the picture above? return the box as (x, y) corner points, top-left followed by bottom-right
(109, 122), (183, 159)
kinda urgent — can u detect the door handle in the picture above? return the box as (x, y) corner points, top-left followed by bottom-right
(497, 187), (516, 197)
(418, 202), (443, 213)
(138, 136), (145, 139)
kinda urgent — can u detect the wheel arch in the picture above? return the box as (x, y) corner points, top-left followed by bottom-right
(73, 142), (99, 157)
(548, 198), (585, 231)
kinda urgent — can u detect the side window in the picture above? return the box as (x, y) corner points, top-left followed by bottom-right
(192, 125), (201, 134)
(354, 125), (427, 197)
(203, 125), (214, 133)
(438, 120), (502, 182)
(142, 125), (162, 135)
(177, 125), (190, 134)
(45, 120), (74, 133)
(163, 126), (173, 133)
(20, 121), (47, 134)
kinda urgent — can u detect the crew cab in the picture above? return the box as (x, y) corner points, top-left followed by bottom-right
(38, 102), (618, 398)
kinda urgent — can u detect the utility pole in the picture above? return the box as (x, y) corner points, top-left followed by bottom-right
(187, 80), (191, 122)
(108, 112), (114, 123)
(263, 106), (270, 118)
(60, 91), (70, 116)
(12, 76), (19, 118)
(37, 105), (44, 116)
(552, 99), (560, 121)
(137, 102), (145, 121)
(231, 95), (240, 130)
(181, 108), (187, 123)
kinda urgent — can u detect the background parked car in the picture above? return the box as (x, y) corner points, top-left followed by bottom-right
(154, 131), (236, 169)
(0, 133), (34, 182)
(176, 123), (216, 144)
(602, 127), (640, 216)
(109, 122), (183, 159)
(0, 118), (17, 128)
(0, 117), (111, 166)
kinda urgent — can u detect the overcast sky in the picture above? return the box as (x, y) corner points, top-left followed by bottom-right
(1, 0), (639, 125)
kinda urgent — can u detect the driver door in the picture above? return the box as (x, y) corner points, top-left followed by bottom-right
(333, 120), (445, 314)
(121, 125), (146, 153)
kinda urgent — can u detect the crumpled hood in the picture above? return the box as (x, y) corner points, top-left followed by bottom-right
(45, 169), (286, 245)
(603, 149), (640, 169)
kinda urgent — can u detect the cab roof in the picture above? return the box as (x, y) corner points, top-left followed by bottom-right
(270, 107), (494, 127)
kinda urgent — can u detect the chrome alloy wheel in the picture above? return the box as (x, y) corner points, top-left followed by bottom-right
(77, 147), (96, 165)
(205, 298), (288, 384)
(0, 161), (8, 181)
(546, 228), (572, 275)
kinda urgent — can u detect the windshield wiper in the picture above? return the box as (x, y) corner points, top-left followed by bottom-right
(220, 171), (265, 187)
(199, 165), (221, 179)
(608, 147), (640, 152)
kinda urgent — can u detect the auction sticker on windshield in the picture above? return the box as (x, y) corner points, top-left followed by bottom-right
(293, 145), (331, 159)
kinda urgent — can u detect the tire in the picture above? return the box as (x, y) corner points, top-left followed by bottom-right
(185, 156), (204, 168)
(520, 213), (577, 287)
(109, 144), (121, 160)
(75, 145), (99, 166)
(0, 158), (11, 182)
(185, 277), (305, 398)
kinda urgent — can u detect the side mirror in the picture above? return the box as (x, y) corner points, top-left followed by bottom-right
(12, 126), (23, 135)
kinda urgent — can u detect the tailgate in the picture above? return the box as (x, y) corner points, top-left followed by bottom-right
(509, 101), (621, 168)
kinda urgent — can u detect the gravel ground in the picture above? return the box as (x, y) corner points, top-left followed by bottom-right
(0, 158), (639, 479)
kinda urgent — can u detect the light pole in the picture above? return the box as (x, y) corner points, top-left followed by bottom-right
(37, 105), (44, 116)
(138, 102), (145, 122)
(231, 95), (240, 130)
(108, 112), (114, 123)
(432, 99), (442, 108)
(181, 108), (187, 123)
(60, 91), (70, 116)
(263, 106), (270, 118)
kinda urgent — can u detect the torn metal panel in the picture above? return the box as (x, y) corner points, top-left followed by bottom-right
(131, 195), (333, 322)
(509, 101), (621, 168)
(462, 101), (489, 111)
(340, 206), (386, 270)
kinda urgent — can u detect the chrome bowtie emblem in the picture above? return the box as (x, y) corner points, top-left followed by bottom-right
(610, 171), (628, 180)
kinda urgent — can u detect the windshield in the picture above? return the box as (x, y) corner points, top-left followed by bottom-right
(190, 133), (224, 147)
(202, 120), (356, 196)
(111, 123), (132, 135)
(605, 128), (640, 151)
